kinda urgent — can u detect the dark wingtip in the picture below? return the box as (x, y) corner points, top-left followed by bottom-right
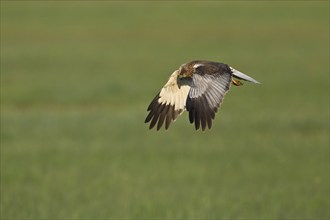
(145, 115), (151, 123)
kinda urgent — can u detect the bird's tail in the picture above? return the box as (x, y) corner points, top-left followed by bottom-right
(230, 67), (260, 84)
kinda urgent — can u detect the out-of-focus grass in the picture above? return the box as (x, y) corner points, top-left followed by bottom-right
(1, 1), (329, 219)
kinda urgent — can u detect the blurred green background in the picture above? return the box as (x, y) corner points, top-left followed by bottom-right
(1, 1), (329, 219)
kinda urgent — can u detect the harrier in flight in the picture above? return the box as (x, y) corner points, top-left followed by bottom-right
(145, 60), (260, 131)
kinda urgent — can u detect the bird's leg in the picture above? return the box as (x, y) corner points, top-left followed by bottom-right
(232, 79), (243, 86)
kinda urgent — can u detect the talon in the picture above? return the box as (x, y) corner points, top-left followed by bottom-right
(232, 79), (243, 86)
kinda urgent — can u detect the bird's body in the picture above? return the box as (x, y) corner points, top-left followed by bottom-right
(145, 60), (260, 131)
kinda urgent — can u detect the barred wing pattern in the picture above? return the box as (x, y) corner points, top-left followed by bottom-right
(145, 70), (191, 130)
(186, 72), (232, 130)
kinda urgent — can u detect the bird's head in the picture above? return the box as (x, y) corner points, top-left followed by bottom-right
(178, 65), (190, 78)
(178, 62), (196, 78)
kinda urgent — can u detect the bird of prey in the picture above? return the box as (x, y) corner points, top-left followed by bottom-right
(145, 60), (260, 131)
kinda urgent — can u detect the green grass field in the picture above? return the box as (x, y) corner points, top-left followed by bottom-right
(1, 1), (329, 219)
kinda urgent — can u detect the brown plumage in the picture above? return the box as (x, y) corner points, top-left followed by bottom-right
(145, 60), (260, 131)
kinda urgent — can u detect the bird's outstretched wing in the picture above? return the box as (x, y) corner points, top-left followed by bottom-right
(186, 72), (232, 130)
(145, 70), (191, 130)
